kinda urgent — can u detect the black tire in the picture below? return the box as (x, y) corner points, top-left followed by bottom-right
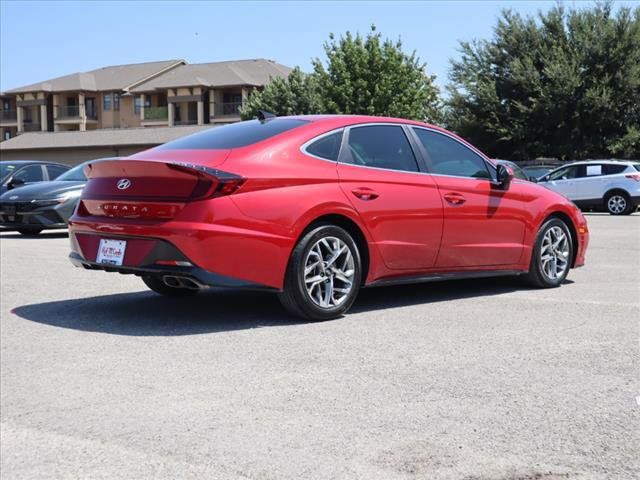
(142, 275), (199, 296)
(278, 224), (362, 321)
(17, 228), (43, 236)
(604, 191), (632, 215)
(524, 218), (573, 288)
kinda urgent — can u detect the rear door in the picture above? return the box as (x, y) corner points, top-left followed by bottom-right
(336, 124), (443, 270)
(411, 127), (527, 268)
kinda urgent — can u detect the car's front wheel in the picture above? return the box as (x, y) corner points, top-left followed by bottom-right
(524, 218), (574, 288)
(278, 224), (362, 321)
(605, 191), (631, 215)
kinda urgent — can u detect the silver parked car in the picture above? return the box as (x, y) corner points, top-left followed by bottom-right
(538, 160), (640, 215)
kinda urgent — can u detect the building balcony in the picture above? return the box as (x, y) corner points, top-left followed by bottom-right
(22, 122), (42, 132)
(141, 106), (169, 126)
(55, 105), (98, 123)
(0, 109), (17, 125)
(211, 101), (245, 123)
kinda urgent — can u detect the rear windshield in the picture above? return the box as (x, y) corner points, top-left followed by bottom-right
(154, 119), (310, 150)
(56, 163), (87, 181)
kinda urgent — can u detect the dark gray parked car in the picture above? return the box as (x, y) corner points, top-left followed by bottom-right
(0, 162), (87, 235)
(1, 160), (70, 193)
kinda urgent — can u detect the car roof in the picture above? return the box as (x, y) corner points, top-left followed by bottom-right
(559, 159), (635, 166)
(286, 114), (439, 129)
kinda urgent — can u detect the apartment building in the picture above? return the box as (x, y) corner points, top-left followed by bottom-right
(0, 58), (292, 162)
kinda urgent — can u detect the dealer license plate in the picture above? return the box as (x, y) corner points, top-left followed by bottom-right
(96, 239), (127, 266)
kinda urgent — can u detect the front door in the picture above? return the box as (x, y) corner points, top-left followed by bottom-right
(411, 127), (527, 268)
(337, 124), (443, 270)
(539, 165), (583, 200)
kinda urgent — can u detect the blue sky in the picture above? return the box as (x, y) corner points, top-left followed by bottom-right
(1, 1), (636, 92)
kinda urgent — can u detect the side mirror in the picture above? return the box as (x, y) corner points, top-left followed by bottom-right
(7, 177), (24, 190)
(496, 164), (514, 189)
(529, 176), (538, 183)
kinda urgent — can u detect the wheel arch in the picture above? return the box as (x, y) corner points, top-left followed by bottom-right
(293, 213), (371, 285)
(603, 188), (631, 201)
(543, 211), (579, 268)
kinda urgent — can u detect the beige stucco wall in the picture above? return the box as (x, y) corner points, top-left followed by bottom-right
(0, 144), (155, 165)
(118, 96), (141, 128)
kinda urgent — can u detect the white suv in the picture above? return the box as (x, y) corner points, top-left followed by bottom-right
(538, 160), (640, 215)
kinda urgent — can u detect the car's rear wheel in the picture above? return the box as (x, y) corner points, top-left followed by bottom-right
(524, 218), (573, 288)
(278, 224), (362, 321)
(17, 228), (43, 236)
(605, 191), (631, 215)
(142, 275), (199, 296)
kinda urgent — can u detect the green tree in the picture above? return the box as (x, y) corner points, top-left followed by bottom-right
(241, 26), (442, 123)
(240, 67), (322, 120)
(447, 2), (640, 160)
(312, 26), (442, 122)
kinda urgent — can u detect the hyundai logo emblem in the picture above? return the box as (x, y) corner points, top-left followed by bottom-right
(117, 179), (131, 190)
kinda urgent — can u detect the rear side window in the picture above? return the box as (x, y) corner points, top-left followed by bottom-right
(344, 125), (419, 173)
(47, 165), (69, 179)
(304, 130), (343, 161)
(602, 164), (628, 175)
(155, 119), (309, 150)
(634, 164), (640, 172)
(585, 164), (603, 176)
(413, 128), (490, 179)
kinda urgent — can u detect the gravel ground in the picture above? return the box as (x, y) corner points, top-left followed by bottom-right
(1, 213), (638, 480)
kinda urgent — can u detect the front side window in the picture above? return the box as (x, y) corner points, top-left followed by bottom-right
(547, 166), (581, 181)
(155, 118), (310, 150)
(344, 125), (419, 173)
(413, 128), (490, 179)
(13, 165), (43, 183)
(304, 131), (343, 161)
(103, 93), (112, 111)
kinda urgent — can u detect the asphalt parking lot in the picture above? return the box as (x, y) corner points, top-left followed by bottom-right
(0, 213), (638, 480)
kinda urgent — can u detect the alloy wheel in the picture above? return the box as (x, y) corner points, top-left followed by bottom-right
(607, 195), (627, 214)
(540, 226), (570, 280)
(303, 236), (355, 308)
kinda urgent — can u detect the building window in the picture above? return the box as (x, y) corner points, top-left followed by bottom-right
(2, 100), (10, 111)
(103, 93), (112, 111)
(134, 95), (151, 114)
(113, 93), (120, 111)
(3, 130), (10, 141)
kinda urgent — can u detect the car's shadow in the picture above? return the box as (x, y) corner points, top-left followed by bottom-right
(12, 276), (553, 336)
(0, 231), (68, 239)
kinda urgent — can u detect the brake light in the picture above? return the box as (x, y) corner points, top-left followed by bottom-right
(625, 174), (640, 182)
(166, 163), (245, 200)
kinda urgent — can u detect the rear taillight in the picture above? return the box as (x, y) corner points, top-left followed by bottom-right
(625, 174), (640, 182)
(166, 163), (245, 201)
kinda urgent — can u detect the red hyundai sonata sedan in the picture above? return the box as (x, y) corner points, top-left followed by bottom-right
(68, 115), (589, 320)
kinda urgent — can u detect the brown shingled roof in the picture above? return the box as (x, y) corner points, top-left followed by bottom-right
(5, 59), (185, 94)
(129, 59), (292, 92)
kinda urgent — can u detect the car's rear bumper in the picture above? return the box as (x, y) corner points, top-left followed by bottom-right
(68, 239), (276, 291)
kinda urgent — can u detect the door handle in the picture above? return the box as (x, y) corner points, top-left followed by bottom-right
(443, 192), (466, 205)
(351, 187), (379, 201)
